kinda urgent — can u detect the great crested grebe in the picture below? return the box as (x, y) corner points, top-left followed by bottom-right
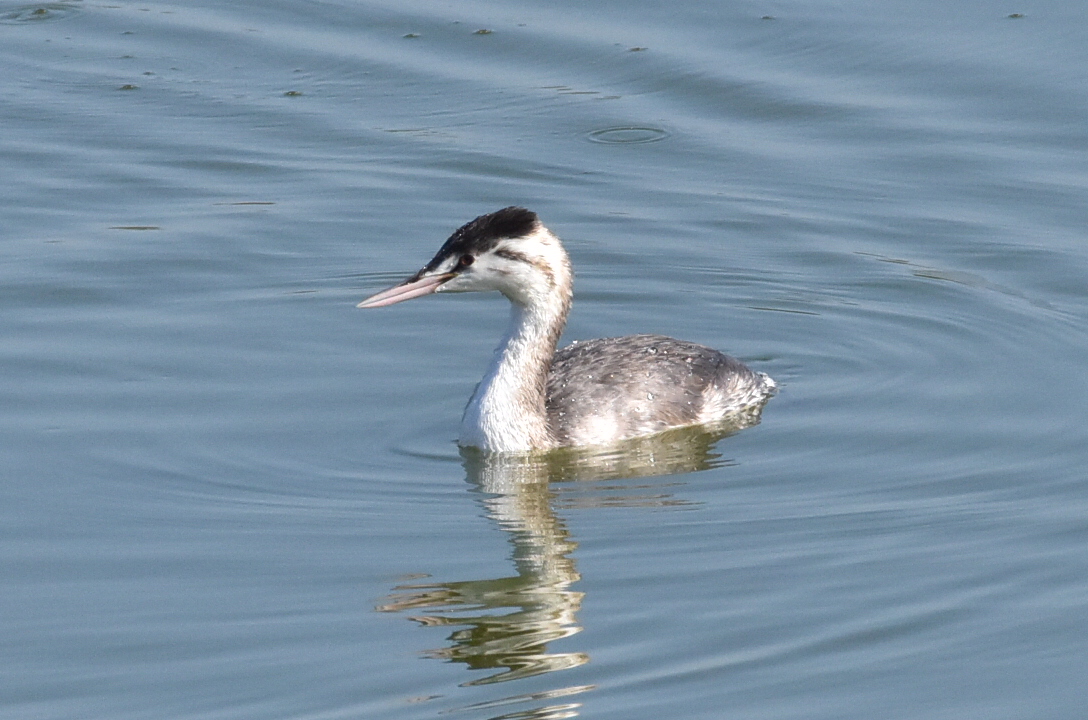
(358, 207), (776, 453)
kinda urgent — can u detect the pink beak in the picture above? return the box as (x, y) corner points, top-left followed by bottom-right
(356, 272), (456, 308)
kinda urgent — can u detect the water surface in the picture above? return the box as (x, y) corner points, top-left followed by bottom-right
(3, 1), (1087, 718)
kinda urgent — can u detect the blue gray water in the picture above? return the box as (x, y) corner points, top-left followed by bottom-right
(4, 1), (1087, 718)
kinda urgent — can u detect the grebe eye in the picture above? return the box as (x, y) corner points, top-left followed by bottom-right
(458, 255), (474, 268)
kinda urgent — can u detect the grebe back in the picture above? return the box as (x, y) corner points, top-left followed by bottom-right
(358, 207), (775, 453)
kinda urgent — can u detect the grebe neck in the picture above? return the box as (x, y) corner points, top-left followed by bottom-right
(459, 284), (571, 453)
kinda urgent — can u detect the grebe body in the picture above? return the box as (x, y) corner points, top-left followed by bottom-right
(359, 208), (775, 453)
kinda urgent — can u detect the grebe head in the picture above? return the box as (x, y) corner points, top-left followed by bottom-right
(358, 207), (571, 310)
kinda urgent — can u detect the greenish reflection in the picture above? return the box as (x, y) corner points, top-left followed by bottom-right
(378, 468), (586, 686)
(377, 412), (764, 716)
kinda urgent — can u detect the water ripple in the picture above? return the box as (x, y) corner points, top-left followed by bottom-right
(585, 126), (670, 144)
(0, 2), (81, 24)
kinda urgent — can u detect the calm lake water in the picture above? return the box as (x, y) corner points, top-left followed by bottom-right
(4, 0), (1088, 718)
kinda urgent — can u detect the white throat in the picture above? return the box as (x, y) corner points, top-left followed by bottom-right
(459, 301), (562, 452)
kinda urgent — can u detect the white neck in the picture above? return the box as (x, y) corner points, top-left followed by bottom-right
(459, 293), (569, 453)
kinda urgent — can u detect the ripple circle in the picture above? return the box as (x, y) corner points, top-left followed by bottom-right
(0, 2), (81, 24)
(586, 126), (670, 144)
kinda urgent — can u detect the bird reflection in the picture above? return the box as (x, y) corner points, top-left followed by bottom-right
(378, 470), (585, 686)
(377, 415), (761, 716)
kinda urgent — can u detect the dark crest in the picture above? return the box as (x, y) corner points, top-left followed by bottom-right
(424, 207), (539, 270)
